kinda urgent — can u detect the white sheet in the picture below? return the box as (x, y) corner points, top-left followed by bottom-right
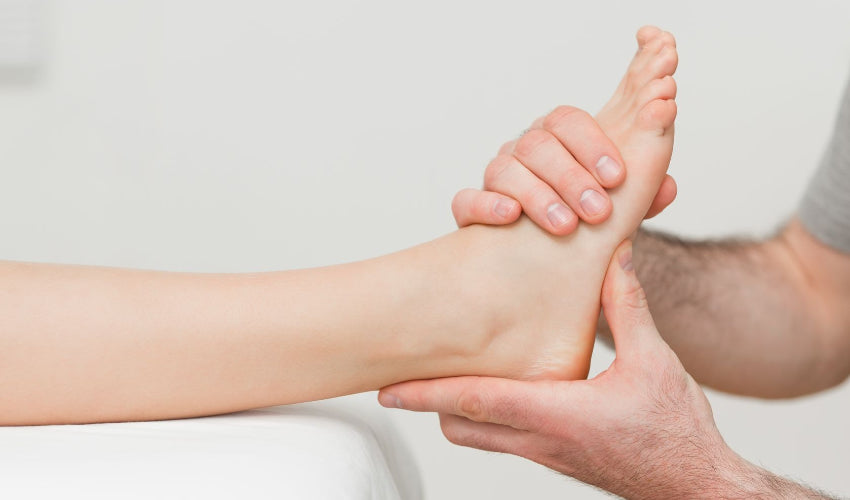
(0, 393), (422, 499)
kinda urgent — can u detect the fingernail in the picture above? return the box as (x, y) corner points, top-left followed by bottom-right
(580, 190), (607, 216)
(619, 248), (634, 271)
(546, 203), (573, 227)
(596, 155), (621, 184)
(379, 392), (403, 409)
(494, 199), (515, 218)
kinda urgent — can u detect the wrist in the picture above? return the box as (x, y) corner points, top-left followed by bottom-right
(708, 450), (770, 499)
(612, 443), (748, 500)
(674, 447), (779, 500)
(715, 453), (832, 499)
(651, 448), (827, 500)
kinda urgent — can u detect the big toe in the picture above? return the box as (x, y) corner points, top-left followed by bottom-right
(636, 25), (663, 48)
(637, 98), (677, 133)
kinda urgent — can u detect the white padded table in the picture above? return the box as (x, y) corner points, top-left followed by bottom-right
(0, 393), (422, 499)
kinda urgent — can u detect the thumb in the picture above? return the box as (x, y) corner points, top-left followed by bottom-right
(601, 240), (661, 357)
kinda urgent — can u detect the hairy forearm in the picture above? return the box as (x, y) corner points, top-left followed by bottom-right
(600, 221), (848, 397)
(616, 446), (837, 499)
(700, 455), (838, 500)
(733, 467), (838, 500)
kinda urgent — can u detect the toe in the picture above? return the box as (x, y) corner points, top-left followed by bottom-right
(605, 27), (679, 129)
(625, 30), (678, 92)
(636, 99), (677, 133)
(637, 27), (676, 51)
(643, 35), (668, 55)
(630, 30), (666, 72)
(637, 75), (677, 104)
(658, 30), (676, 48)
(649, 44), (679, 78)
(636, 26), (663, 48)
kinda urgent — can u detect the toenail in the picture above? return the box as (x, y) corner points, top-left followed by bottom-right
(580, 190), (607, 216)
(596, 155), (622, 184)
(546, 203), (573, 227)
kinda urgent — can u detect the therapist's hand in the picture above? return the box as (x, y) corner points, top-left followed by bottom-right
(453, 107), (677, 233)
(379, 241), (747, 499)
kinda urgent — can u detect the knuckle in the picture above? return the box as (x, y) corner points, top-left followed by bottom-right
(483, 154), (515, 188)
(457, 390), (486, 421)
(526, 183), (559, 209)
(542, 105), (590, 132)
(498, 140), (516, 155)
(529, 115), (545, 129)
(513, 128), (554, 159)
(553, 166), (589, 196)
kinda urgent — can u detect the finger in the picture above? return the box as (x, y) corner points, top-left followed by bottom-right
(483, 154), (578, 235)
(600, 240), (661, 358)
(438, 413), (532, 456)
(541, 105), (626, 188)
(644, 175), (677, 219)
(512, 129), (612, 224)
(497, 139), (517, 156)
(379, 376), (556, 431)
(452, 188), (521, 228)
(528, 115), (545, 130)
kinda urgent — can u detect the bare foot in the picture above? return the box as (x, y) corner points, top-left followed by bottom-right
(454, 27), (678, 381)
(594, 25), (678, 241)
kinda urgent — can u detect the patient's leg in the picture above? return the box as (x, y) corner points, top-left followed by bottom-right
(0, 28), (677, 425)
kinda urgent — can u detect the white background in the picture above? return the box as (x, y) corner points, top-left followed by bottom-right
(1, 1), (848, 498)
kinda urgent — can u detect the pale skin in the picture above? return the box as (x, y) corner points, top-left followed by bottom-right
(387, 27), (850, 499)
(0, 26), (678, 426)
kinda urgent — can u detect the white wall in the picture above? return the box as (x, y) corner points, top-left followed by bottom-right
(1, 1), (848, 498)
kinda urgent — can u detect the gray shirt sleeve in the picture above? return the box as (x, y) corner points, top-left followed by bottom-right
(799, 77), (850, 253)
